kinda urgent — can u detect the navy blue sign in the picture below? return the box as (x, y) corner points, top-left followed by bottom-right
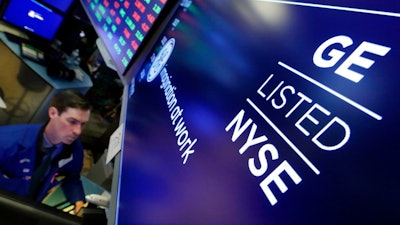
(116, 1), (400, 224)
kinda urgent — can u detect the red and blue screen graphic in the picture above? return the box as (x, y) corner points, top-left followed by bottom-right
(81, 0), (168, 75)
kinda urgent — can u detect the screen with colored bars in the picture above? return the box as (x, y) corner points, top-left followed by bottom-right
(80, 0), (169, 76)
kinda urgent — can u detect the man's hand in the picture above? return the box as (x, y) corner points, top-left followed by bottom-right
(74, 200), (85, 215)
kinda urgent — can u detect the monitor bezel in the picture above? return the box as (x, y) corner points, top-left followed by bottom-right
(79, 0), (181, 80)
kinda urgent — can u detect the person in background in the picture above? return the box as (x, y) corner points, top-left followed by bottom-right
(0, 90), (91, 214)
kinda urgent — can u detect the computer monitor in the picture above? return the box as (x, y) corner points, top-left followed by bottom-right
(0, 189), (82, 225)
(109, 0), (400, 224)
(40, 0), (75, 14)
(1, 0), (64, 42)
(79, 0), (178, 77)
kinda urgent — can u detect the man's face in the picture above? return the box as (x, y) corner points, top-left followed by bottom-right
(49, 107), (91, 144)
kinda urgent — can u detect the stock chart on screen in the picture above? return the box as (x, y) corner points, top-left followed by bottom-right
(81, 0), (169, 75)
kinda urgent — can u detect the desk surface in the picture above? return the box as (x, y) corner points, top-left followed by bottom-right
(0, 31), (93, 92)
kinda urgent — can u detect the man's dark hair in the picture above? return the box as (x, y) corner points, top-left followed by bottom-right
(51, 90), (91, 114)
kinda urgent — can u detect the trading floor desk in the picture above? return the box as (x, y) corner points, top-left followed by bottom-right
(0, 31), (93, 125)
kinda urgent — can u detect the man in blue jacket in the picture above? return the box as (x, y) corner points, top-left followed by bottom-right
(0, 90), (91, 214)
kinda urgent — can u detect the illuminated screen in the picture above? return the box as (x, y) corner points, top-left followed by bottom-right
(80, 0), (170, 76)
(116, 0), (400, 225)
(41, 0), (75, 13)
(1, 0), (64, 41)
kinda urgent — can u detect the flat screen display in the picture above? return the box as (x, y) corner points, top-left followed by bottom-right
(41, 0), (75, 13)
(115, 0), (400, 224)
(79, 0), (172, 76)
(1, 0), (64, 41)
(0, 189), (82, 225)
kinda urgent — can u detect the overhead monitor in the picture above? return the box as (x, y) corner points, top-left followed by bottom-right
(79, 0), (176, 77)
(1, 0), (64, 42)
(40, 0), (75, 13)
(111, 0), (400, 225)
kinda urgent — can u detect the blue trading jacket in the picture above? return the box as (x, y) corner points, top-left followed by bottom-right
(0, 124), (85, 204)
